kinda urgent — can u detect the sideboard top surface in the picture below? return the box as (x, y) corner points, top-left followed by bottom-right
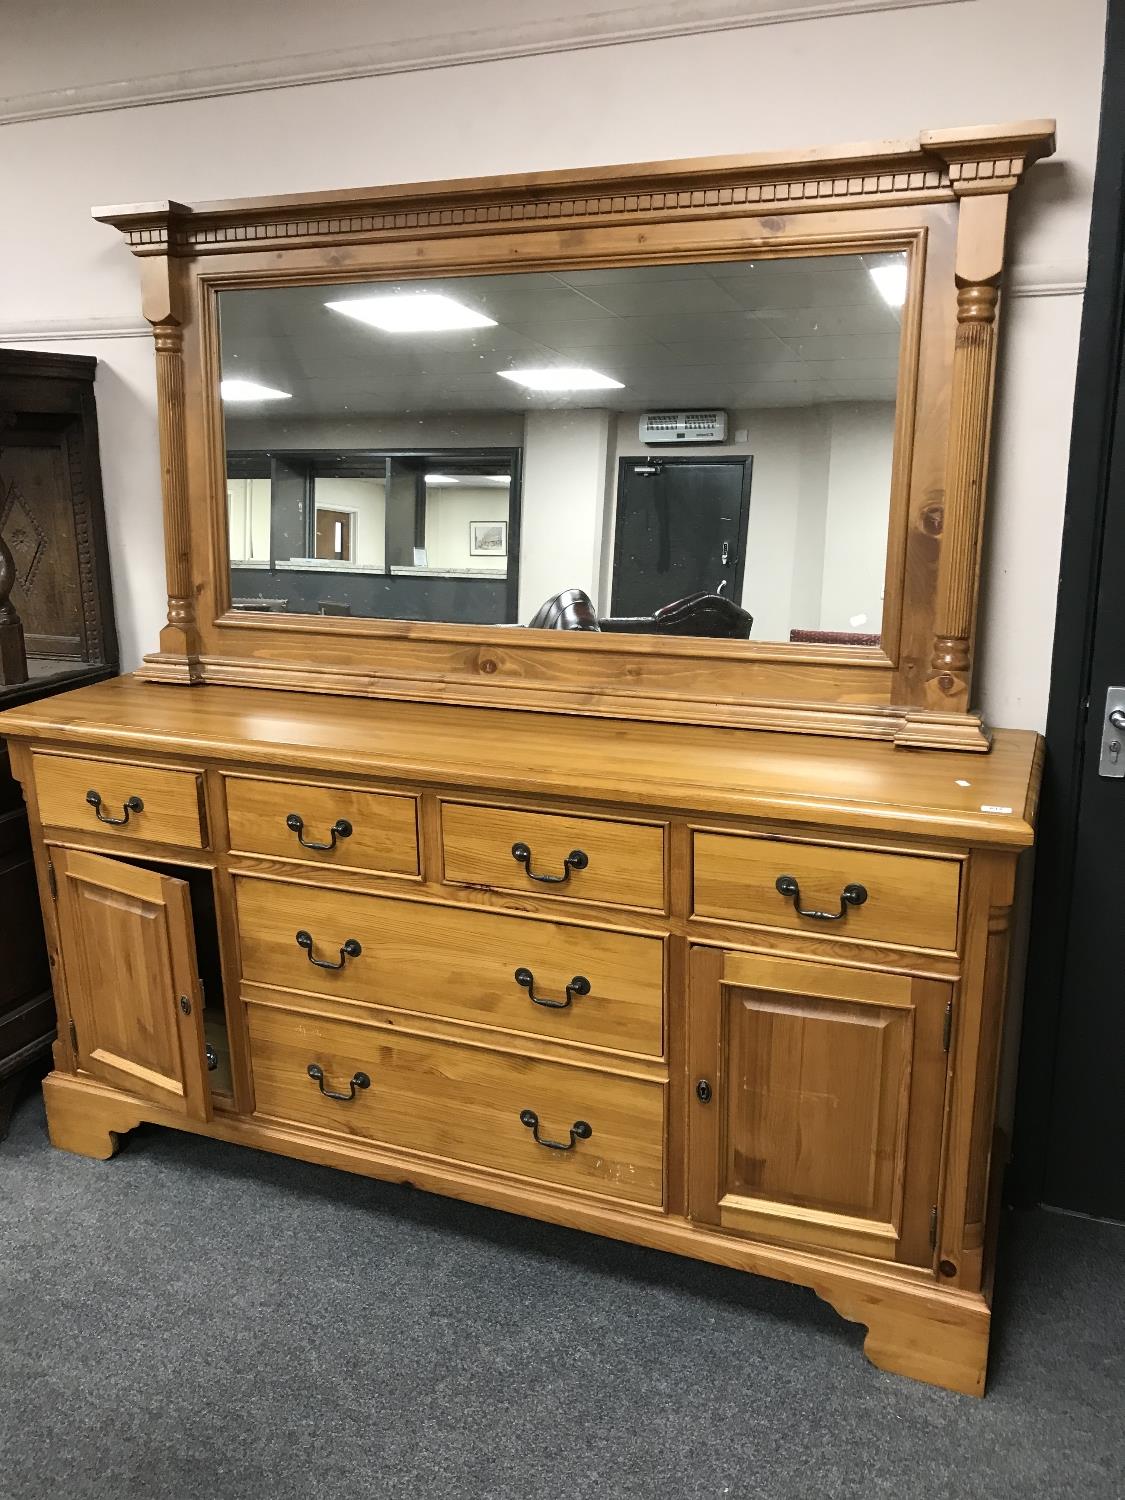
(0, 675), (1041, 848)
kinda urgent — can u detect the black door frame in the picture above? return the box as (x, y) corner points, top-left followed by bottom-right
(1009, 5), (1120, 1210)
(610, 455), (753, 614)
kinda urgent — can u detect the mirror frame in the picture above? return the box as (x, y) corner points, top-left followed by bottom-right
(95, 120), (1054, 750)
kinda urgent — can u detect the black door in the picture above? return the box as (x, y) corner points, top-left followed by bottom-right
(1039, 486), (1125, 1219)
(610, 458), (752, 617)
(1013, 3), (1125, 1221)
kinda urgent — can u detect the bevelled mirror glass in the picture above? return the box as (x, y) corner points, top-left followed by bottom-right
(218, 251), (906, 646)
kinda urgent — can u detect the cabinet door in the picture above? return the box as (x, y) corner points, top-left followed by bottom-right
(52, 848), (212, 1120)
(689, 948), (949, 1265)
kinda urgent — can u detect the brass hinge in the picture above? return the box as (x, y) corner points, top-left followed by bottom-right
(47, 863), (57, 901)
(930, 1205), (939, 1248)
(68, 1019), (78, 1054)
(943, 998), (953, 1053)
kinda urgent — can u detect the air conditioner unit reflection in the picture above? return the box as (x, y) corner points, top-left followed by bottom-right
(639, 410), (727, 444)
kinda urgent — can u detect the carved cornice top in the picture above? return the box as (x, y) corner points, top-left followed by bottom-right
(919, 120), (1057, 196)
(93, 120), (1056, 258)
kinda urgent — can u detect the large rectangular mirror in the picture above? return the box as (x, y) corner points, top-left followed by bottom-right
(218, 251), (905, 646)
(98, 126), (1055, 743)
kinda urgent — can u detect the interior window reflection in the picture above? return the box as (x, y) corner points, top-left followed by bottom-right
(220, 252), (904, 642)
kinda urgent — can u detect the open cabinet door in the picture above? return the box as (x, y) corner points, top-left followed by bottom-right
(52, 847), (212, 1121)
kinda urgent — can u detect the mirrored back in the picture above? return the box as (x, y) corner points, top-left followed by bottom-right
(219, 251), (906, 647)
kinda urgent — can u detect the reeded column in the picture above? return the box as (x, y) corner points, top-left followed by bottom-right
(140, 250), (200, 668)
(152, 320), (195, 645)
(929, 280), (1000, 700)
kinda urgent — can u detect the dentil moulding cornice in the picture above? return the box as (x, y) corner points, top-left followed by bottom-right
(92, 121), (1055, 259)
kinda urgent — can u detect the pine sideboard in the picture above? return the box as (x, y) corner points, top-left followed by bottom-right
(0, 675), (1041, 1395)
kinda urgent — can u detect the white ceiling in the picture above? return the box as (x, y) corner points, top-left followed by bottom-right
(218, 253), (905, 420)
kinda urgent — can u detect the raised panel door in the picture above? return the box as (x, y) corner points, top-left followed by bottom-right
(689, 948), (949, 1264)
(52, 848), (211, 1119)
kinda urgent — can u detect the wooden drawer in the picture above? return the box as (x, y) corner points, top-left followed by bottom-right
(441, 801), (666, 912)
(225, 775), (418, 877)
(33, 753), (205, 849)
(236, 877), (665, 1058)
(247, 999), (665, 1207)
(693, 832), (961, 951)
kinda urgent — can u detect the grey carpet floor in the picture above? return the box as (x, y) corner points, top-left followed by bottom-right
(1, 1089), (1123, 1500)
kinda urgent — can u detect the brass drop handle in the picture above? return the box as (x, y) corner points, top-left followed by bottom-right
(775, 874), (868, 921)
(519, 1109), (592, 1151)
(511, 842), (589, 884)
(514, 967), (591, 1010)
(86, 790), (143, 826)
(286, 812), (353, 851)
(307, 1062), (370, 1101)
(295, 929), (362, 970)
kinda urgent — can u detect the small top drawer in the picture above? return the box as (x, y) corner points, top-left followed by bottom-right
(225, 776), (419, 877)
(693, 832), (961, 951)
(33, 753), (205, 849)
(441, 801), (666, 911)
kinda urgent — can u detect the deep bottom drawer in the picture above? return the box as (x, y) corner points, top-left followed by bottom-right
(247, 1000), (665, 1208)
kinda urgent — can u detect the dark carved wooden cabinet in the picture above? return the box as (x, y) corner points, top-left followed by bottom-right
(0, 350), (118, 1124)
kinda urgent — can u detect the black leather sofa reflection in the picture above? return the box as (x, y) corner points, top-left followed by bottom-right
(527, 589), (752, 640)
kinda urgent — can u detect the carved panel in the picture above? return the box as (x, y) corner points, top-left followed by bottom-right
(0, 351), (118, 674)
(0, 478), (47, 589)
(0, 437), (84, 658)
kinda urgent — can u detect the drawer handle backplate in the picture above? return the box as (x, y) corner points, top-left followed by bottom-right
(511, 842), (589, 884)
(86, 790), (144, 826)
(307, 1062), (370, 1101)
(514, 967), (591, 1010)
(519, 1109), (592, 1151)
(295, 929), (363, 969)
(286, 812), (353, 851)
(775, 874), (868, 922)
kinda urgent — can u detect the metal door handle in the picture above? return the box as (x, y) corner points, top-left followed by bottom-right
(1100, 688), (1125, 777)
